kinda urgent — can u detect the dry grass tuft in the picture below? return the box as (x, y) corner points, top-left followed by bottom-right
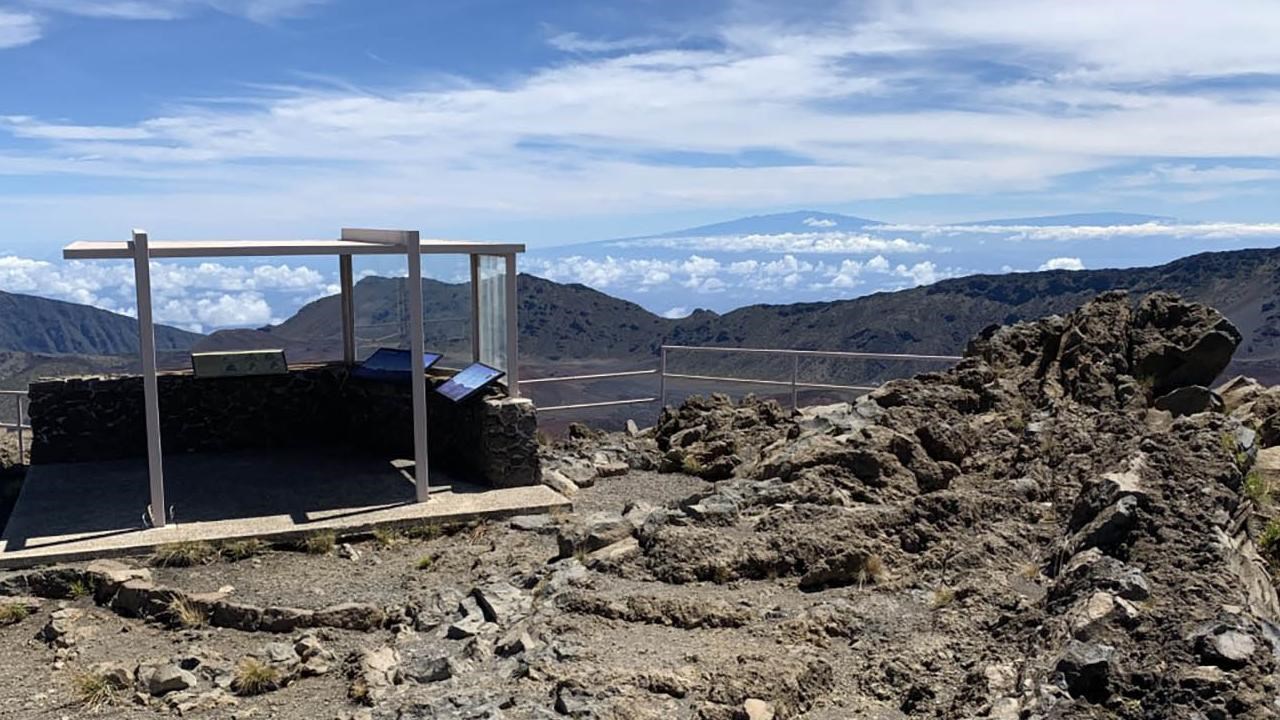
(295, 530), (336, 555)
(167, 596), (207, 628)
(467, 522), (491, 545)
(232, 657), (281, 696)
(151, 541), (219, 567)
(0, 604), (30, 625)
(372, 526), (404, 548)
(931, 587), (957, 609)
(71, 671), (120, 710)
(219, 538), (267, 561)
(680, 454), (704, 476)
(402, 523), (442, 541)
(415, 554), (436, 570)
(856, 553), (886, 587)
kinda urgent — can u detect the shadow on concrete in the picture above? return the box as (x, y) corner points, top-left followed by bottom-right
(1, 448), (465, 551)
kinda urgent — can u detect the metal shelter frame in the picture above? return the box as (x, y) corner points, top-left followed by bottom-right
(63, 228), (524, 528)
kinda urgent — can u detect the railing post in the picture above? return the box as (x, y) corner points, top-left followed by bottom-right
(790, 353), (799, 410)
(339, 254), (355, 366)
(15, 394), (24, 464)
(659, 346), (667, 412)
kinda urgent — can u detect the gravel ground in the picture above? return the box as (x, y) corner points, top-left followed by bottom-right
(0, 470), (728, 720)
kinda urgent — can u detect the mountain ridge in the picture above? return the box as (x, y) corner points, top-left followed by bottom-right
(2, 245), (1279, 388)
(0, 290), (202, 357)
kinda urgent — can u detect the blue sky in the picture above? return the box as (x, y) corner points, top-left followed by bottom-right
(2, 0), (1280, 329)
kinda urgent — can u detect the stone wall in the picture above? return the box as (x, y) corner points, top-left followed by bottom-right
(26, 365), (539, 488)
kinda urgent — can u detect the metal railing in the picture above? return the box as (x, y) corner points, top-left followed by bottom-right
(522, 344), (962, 413)
(0, 390), (29, 465)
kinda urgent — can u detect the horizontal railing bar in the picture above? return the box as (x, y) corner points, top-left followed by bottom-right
(0, 390), (27, 395)
(664, 372), (793, 387)
(665, 372), (876, 392)
(661, 345), (962, 362)
(539, 397), (657, 411)
(521, 369), (658, 385)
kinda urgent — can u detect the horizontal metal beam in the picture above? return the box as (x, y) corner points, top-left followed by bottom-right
(521, 369), (658, 385)
(660, 344), (962, 362)
(539, 397), (657, 412)
(664, 372), (875, 392)
(63, 238), (526, 260)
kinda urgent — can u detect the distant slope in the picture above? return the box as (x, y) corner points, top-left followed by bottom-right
(197, 275), (669, 362)
(642, 211), (881, 238)
(0, 291), (201, 356)
(9, 245), (1279, 392)
(199, 246), (1280, 386)
(666, 247), (1280, 382)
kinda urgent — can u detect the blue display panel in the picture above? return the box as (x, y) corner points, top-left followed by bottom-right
(351, 348), (442, 382)
(435, 362), (505, 402)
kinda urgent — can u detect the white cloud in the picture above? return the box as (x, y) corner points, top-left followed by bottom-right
(865, 255), (890, 272)
(894, 261), (944, 286)
(1114, 163), (1280, 188)
(661, 306), (690, 319)
(157, 291), (273, 327)
(618, 232), (929, 255)
(802, 217), (837, 228)
(1039, 256), (1085, 271)
(547, 31), (665, 54)
(0, 255), (329, 331)
(824, 259), (863, 289)
(22, 0), (327, 22)
(0, 10), (40, 48)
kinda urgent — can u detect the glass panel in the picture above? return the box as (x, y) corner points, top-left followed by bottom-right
(354, 266), (410, 360)
(477, 255), (509, 375)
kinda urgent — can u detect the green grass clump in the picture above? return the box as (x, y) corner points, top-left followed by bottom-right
(71, 671), (121, 710)
(1259, 520), (1280, 560)
(402, 523), (442, 541)
(1221, 432), (1238, 456)
(232, 657), (281, 696)
(0, 604), (30, 625)
(219, 538), (267, 561)
(295, 530), (336, 555)
(414, 554), (436, 570)
(1244, 470), (1270, 505)
(150, 541), (219, 567)
(372, 526), (403, 548)
(67, 579), (93, 599)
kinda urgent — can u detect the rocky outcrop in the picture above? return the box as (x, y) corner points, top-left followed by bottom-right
(615, 291), (1280, 717)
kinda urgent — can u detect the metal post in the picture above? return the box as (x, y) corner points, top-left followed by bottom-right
(659, 346), (667, 410)
(790, 353), (799, 410)
(405, 231), (430, 502)
(131, 230), (165, 527)
(339, 254), (355, 365)
(15, 394), (24, 463)
(469, 254), (481, 363)
(504, 253), (520, 398)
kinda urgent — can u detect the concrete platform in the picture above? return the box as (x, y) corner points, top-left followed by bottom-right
(0, 449), (569, 568)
